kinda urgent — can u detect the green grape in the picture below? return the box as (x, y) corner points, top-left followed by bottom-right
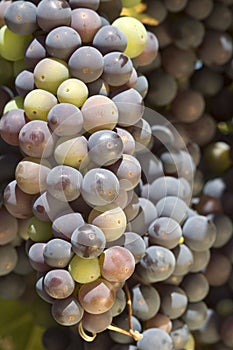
(0, 25), (32, 61)
(0, 56), (13, 85)
(13, 58), (27, 77)
(203, 142), (232, 173)
(34, 58), (70, 94)
(121, 0), (141, 7)
(54, 135), (88, 169)
(57, 78), (88, 107)
(68, 255), (100, 284)
(88, 204), (127, 242)
(3, 96), (24, 114)
(24, 89), (57, 121)
(27, 216), (53, 242)
(112, 17), (147, 58)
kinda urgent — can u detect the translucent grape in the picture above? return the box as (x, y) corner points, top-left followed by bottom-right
(57, 78), (88, 107)
(24, 89), (57, 122)
(112, 17), (147, 58)
(68, 255), (100, 283)
(27, 216), (53, 242)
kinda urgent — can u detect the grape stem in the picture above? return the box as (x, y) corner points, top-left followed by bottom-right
(78, 283), (143, 342)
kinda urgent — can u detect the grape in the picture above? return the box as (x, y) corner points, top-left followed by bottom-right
(158, 285), (188, 319)
(164, 0), (188, 11)
(220, 316), (233, 348)
(155, 196), (188, 224)
(172, 244), (194, 276)
(137, 328), (173, 350)
(131, 284), (160, 321)
(32, 191), (72, 222)
(27, 216), (53, 242)
(190, 249), (210, 273)
(28, 242), (51, 272)
(183, 114), (216, 146)
(0, 25), (32, 61)
(123, 232), (146, 263)
(134, 31), (159, 67)
(147, 176), (187, 204)
(161, 44), (196, 79)
(183, 215), (217, 251)
(68, 255), (100, 283)
(0, 244), (18, 276)
(171, 89), (205, 123)
(110, 288), (126, 317)
(109, 312), (141, 344)
(24, 89), (57, 122)
(69, 0), (100, 10)
(15, 70), (35, 98)
(100, 246), (135, 283)
(19, 120), (55, 158)
(52, 212), (84, 241)
(0, 272), (26, 300)
(170, 320), (190, 350)
(3, 180), (35, 219)
(57, 78), (88, 107)
(68, 46), (104, 83)
(0, 206), (18, 245)
(87, 78), (109, 97)
(133, 75), (148, 99)
(198, 30), (233, 66)
(88, 130), (123, 166)
(135, 245), (176, 283)
(4, 1), (38, 35)
(102, 52), (133, 87)
(0, 108), (26, 146)
(43, 238), (73, 268)
(191, 66), (224, 96)
(112, 88), (144, 127)
(129, 198), (158, 235)
(81, 168), (119, 207)
(45, 26), (81, 61)
(42, 327), (71, 350)
(70, 8), (101, 43)
(115, 127), (135, 155)
(0, 0), (11, 28)
(173, 15), (205, 49)
(207, 213), (233, 248)
(47, 103), (83, 137)
(108, 154), (141, 191)
(71, 224), (106, 258)
(34, 58), (70, 95)
(44, 269), (74, 299)
(46, 165), (83, 202)
(51, 296), (84, 326)
(82, 310), (112, 333)
(15, 158), (50, 195)
(112, 17), (147, 58)
(194, 309), (221, 345)
(36, 0), (71, 32)
(124, 192), (140, 222)
(81, 95), (118, 133)
(24, 35), (46, 70)
(92, 25), (127, 55)
(146, 70), (177, 107)
(148, 217), (182, 249)
(144, 313), (172, 333)
(54, 135), (88, 169)
(205, 3), (232, 31)
(182, 301), (208, 330)
(126, 118), (151, 152)
(204, 251), (232, 287)
(181, 273), (209, 302)
(78, 278), (115, 314)
(185, 0), (213, 20)
(98, 0), (122, 23)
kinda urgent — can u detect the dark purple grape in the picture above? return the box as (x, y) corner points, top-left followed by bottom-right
(37, 0), (72, 32)
(70, 7), (101, 43)
(92, 25), (127, 55)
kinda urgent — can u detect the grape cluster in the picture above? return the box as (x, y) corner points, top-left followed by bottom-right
(0, 0), (233, 350)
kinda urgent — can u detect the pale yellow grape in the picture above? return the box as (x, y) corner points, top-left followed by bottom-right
(184, 334), (195, 350)
(88, 204), (127, 242)
(3, 96), (24, 114)
(57, 78), (88, 108)
(15, 158), (51, 195)
(0, 25), (32, 61)
(54, 135), (88, 169)
(34, 58), (70, 95)
(112, 17), (147, 58)
(24, 89), (57, 121)
(68, 255), (100, 284)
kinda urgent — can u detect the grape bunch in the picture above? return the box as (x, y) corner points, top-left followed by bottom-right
(0, 0), (233, 350)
